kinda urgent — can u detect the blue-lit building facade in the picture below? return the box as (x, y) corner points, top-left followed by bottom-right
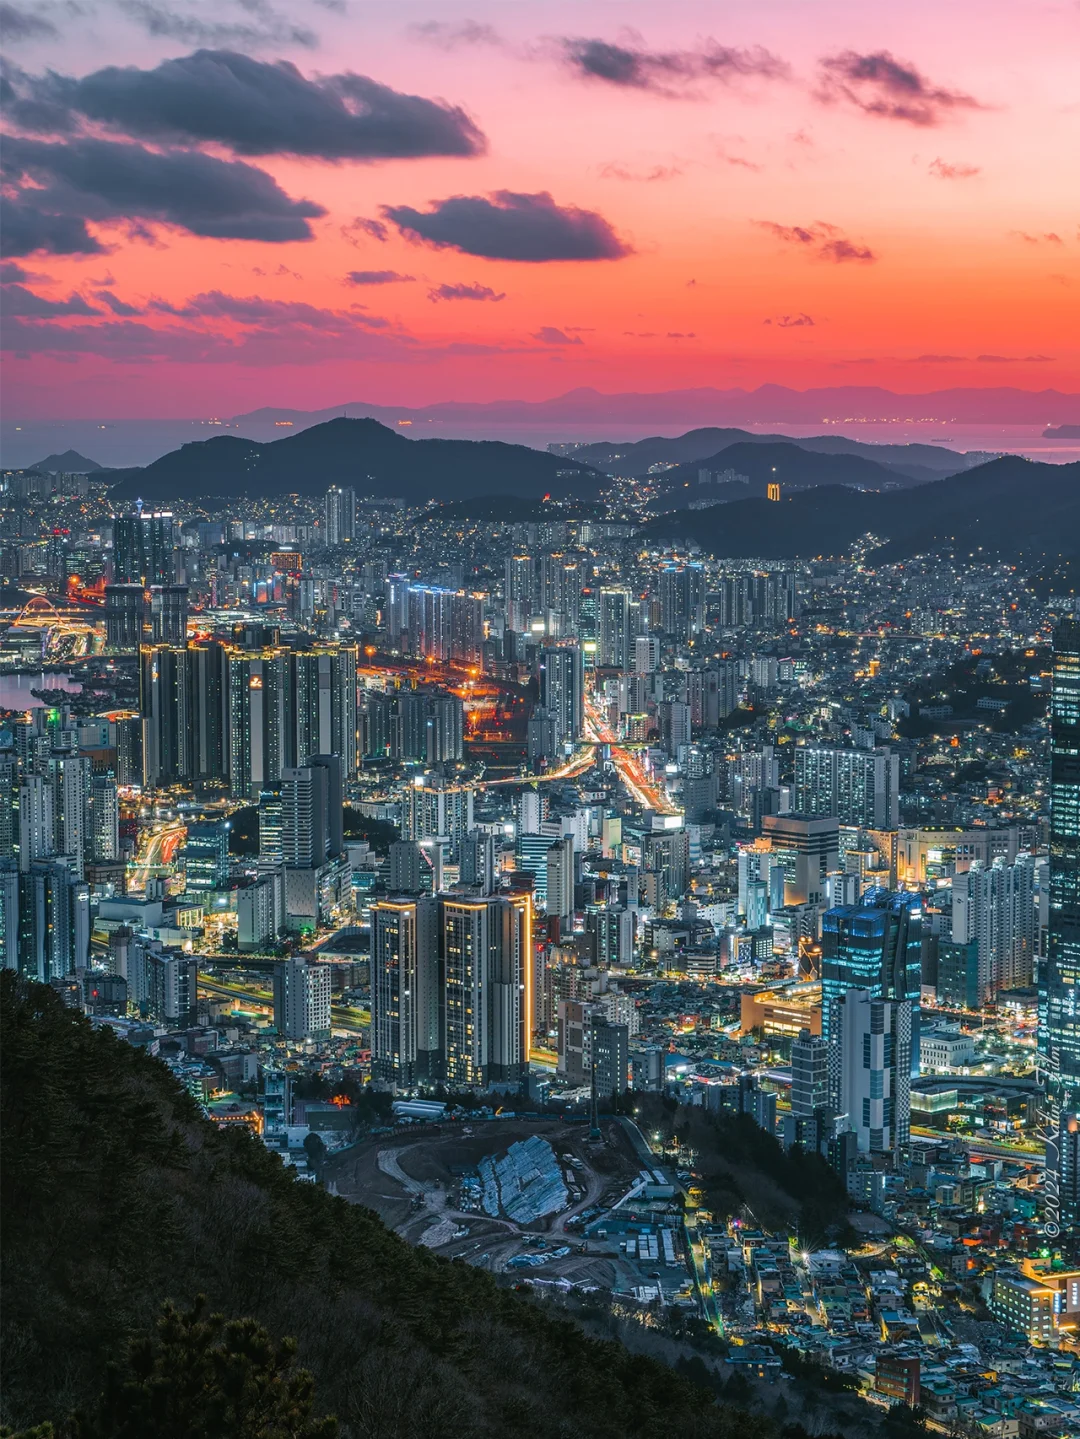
(821, 888), (923, 1076)
(1042, 619), (1080, 1231)
(184, 819), (230, 897)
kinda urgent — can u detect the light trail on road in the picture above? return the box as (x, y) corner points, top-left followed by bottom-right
(583, 694), (681, 816)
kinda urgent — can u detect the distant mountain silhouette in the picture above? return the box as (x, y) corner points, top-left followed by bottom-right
(30, 450), (102, 473)
(568, 427), (979, 482)
(648, 456), (1080, 560)
(656, 441), (915, 499)
(104, 417), (599, 503)
(230, 383), (1080, 427)
(1044, 424), (1080, 438)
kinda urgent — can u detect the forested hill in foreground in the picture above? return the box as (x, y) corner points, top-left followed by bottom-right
(0, 975), (764, 1439)
(648, 456), (1080, 561)
(103, 417), (598, 505)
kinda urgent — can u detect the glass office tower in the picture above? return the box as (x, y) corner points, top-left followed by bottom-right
(1042, 619), (1080, 1230)
(821, 888), (923, 1076)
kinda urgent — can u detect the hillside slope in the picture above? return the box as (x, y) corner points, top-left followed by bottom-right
(648, 457), (1080, 560)
(0, 975), (762, 1439)
(656, 441), (910, 498)
(104, 417), (599, 504)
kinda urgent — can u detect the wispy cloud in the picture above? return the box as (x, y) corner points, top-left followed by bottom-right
(755, 220), (876, 264)
(427, 281), (505, 302)
(929, 158), (980, 179)
(558, 32), (789, 98)
(817, 50), (985, 126)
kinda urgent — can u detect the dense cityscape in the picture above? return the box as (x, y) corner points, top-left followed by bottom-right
(1, 444), (1078, 1437)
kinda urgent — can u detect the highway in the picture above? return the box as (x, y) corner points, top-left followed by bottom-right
(127, 821), (187, 891)
(583, 694), (681, 816)
(909, 1125), (1045, 1165)
(197, 975), (370, 1036)
(431, 739), (598, 796)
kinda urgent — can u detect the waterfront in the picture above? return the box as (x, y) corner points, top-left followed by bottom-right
(0, 673), (82, 709)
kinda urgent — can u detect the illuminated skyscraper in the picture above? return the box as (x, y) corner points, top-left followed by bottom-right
(149, 585), (188, 644)
(833, 989), (912, 1154)
(539, 645), (584, 743)
(598, 589), (630, 670)
(104, 585), (148, 653)
(17, 858), (90, 980)
(324, 485), (356, 546)
(184, 819), (230, 896)
(406, 585), (453, 661)
(441, 892), (531, 1088)
(273, 956), (331, 1041)
(292, 647), (358, 777)
(795, 745), (900, 830)
(140, 641), (228, 790)
(226, 648), (289, 799)
(113, 510), (174, 585)
(505, 554), (536, 632)
(821, 889), (922, 1072)
(546, 835), (575, 930)
(370, 897), (439, 1086)
(1042, 619), (1080, 1229)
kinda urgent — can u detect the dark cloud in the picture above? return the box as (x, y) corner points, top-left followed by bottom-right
(821, 237), (875, 263)
(1, 135), (325, 244)
(347, 269), (414, 285)
(666, 331), (696, 339)
(94, 289), (143, 316)
(755, 220), (875, 264)
(559, 34), (788, 97)
(24, 48), (486, 161)
(929, 158), (980, 179)
(409, 20), (502, 49)
(1013, 231), (1063, 245)
(0, 259), (41, 283)
(0, 290), (430, 367)
(764, 313), (816, 327)
(817, 51), (983, 126)
(383, 190), (632, 261)
(532, 326), (582, 345)
(0, 196), (106, 256)
(427, 281), (505, 303)
(116, 0), (317, 49)
(977, 353), (1054, 363)
(148, 289), (391, 329)
(0, 3), (58, 40)
(342, 216), (389, 245)
(0, 281), (100, 318)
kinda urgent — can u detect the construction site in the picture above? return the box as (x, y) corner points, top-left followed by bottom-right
(325, 1117), (698, 1308)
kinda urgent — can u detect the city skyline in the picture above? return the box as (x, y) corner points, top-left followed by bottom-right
(3, 6), (1080, 1435)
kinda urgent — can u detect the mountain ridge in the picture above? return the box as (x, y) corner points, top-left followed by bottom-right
(230, 384), (1080, 428)
(567, 427), (988, 481)
(104, 416), (600, 504)
(647, 455), (1080, 561)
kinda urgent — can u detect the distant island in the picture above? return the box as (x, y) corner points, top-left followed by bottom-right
(30, 450), (103, 473)
(1043, 425), (1080, 438)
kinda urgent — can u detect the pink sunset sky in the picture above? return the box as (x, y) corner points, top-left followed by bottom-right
(1, 0), (1078, 417)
